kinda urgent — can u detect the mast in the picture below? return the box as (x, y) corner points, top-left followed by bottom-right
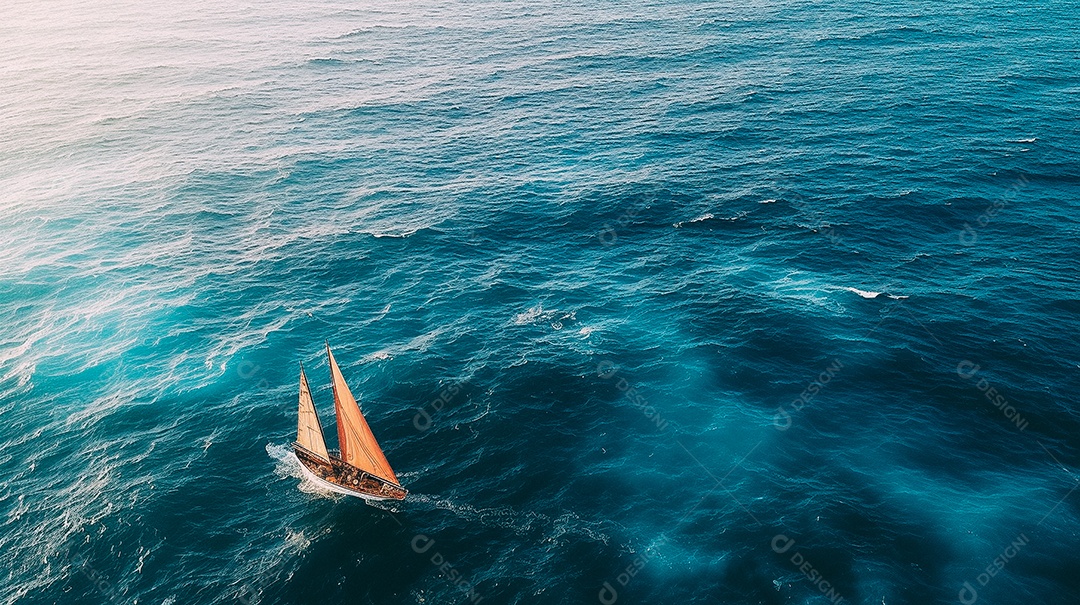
(326, 344), (400, 485)
(296, 364), (330, 463)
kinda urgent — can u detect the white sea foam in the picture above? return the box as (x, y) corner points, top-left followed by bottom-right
(0, 339), (36, 392)
(267, 443), (302, 478)
(673, 212), (717, 228)
(844, 287), (908, 300)
(363, 350), (393, 362)
(763, 274), (846, 314)
(513, 304), (547, 325)
(283, 528), (312, 552)
(512, 305), (577, 331)
(358, 325), (449, 363)
(847, 287), (883, 299)
(266, 443), (343, 500)
(509, 355), (529, 368)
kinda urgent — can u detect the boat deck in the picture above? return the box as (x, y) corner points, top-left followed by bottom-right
(295, 444), (407, 500)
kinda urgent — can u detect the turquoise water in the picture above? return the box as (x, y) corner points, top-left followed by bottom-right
(2, 1), (1079, 603)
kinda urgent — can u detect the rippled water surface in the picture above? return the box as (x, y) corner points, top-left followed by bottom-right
(2, 1), (1079, 604)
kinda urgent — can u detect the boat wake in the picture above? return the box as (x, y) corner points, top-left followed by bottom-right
(406, 493), (612, 545)
(266, 443), (345, 500)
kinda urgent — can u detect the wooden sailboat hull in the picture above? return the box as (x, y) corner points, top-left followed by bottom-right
(294, 444), (407, 501)
(292, 346), (407, 501)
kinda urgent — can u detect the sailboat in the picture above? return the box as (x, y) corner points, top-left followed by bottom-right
(293, 344), (407, 501)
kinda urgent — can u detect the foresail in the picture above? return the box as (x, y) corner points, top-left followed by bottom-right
(327, 346), (399, 484)
(297, 366), (330, 463)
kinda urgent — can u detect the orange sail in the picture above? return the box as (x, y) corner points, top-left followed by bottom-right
(296, 365), (330, 463)
(327, 345), (400, 485)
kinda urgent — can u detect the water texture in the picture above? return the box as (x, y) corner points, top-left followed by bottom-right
(1, 1), (1078, 603)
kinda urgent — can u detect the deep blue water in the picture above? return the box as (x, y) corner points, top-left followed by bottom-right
(2, 1), (1079, 604)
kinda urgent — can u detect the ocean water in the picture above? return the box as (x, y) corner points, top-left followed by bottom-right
(2, 0), (1079, 603)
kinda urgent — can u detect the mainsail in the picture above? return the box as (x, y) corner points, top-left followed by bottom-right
(327, 345), (400, 484)
(296, 365), (330, 463)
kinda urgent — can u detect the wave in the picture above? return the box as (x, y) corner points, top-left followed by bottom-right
(365, 228), (423, 238)
(306, 57), (347, 66)
(673, 212), (739, 228)
(511, 304), (576, 329)
(844, 287), (908, 300)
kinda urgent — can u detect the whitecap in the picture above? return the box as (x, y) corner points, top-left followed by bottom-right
(373, 304), (391, 321)
(673, 212), (715, 228)
(355, 326), (446, 364)
(844, 287), (908, 300)
(134, 546), (150, 574)
(513, 304), (546, 325)
(509, 356), (528, 368)
(362, 350), (392, 362)
(846, 287), (883, 299)
(202, 428), (221, 452)
(368, 229), (418, 238)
